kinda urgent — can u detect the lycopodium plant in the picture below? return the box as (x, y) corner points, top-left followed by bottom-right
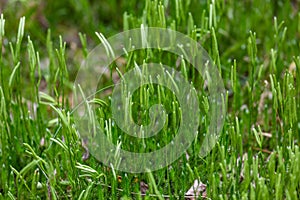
(0, 0), (300, 199)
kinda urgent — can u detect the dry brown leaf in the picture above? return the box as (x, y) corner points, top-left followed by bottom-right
(261, 132), (272, 138)
(185, 152), (190, 161)
(185, 179), (206, 199)
(289, 61), (296, 77)
(237, 153), (248, 182)
(81, 138), (90, 161)
(140, 181), (149, 196)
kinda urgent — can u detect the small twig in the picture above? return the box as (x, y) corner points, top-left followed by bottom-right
(98, 183), (210, 199)
(252, 147), (273, 154)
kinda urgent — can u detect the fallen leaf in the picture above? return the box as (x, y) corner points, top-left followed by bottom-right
(237, 153), (248, 182)
(289, 61), (296, 77)
(185, 179), (206, 199)
(140, 181), (149, 196)
(82, 138), (90, 161)
(185, 151), (190, 161)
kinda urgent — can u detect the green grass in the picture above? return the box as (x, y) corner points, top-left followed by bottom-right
(0, 0), (300, 199)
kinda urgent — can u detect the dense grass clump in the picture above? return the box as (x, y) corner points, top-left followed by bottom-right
(0, 0), (300, 199)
